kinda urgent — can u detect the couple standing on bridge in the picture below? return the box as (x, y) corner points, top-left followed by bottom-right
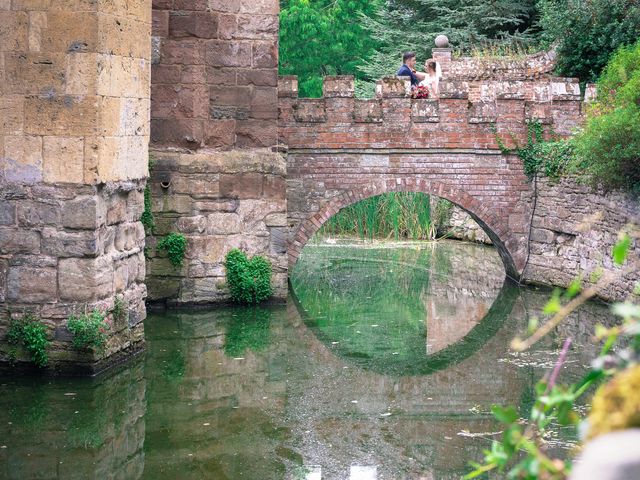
(397, 51), (440, 98)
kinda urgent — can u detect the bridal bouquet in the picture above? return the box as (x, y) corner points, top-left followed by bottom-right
(411, 85), (429, 99)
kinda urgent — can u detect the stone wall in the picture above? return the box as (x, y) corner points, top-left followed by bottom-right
(523, 178), (640, 303)
(146, 149), (287, 305)
(0, 1), (151, 373)
(147, 0), (285, 306)
(150, 0), (279, 149)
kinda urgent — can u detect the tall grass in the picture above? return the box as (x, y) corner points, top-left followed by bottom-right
(317, 192), (450, 240)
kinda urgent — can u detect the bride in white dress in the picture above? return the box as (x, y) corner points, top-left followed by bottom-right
(419, 59), (440, 98)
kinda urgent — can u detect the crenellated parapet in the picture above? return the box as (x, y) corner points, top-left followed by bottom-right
(279, 72), (588, 150)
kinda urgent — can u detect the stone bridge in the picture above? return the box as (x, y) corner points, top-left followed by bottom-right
(279, 49), (585, 280)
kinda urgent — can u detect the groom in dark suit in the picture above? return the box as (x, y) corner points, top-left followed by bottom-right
(397, 51), (425, 87)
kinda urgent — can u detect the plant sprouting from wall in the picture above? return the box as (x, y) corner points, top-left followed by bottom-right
(157, 232), (187, 267)
(67, 309), (110, 353)
(225, 249), (273, 304)
(6, 313), (50, 368)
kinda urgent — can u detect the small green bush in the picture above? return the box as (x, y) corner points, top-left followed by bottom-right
(224, 248), (273, 304)
(140, 184), (155, 234)
(157, 232), (187, 267)
(7, 313), (50, 368)
(67, 309), (110, 352)
(571, 40), (640, 194)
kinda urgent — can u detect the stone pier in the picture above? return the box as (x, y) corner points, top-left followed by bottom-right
(0, 0), (151, 373)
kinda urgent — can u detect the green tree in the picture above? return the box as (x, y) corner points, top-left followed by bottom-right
(571, 39), (640, 194)
(279, 0), (382, 97)
(538, 0), (640, 82)
(359, 0), (540, 82)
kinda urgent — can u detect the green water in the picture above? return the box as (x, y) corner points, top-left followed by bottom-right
(0, 240), (616, 479)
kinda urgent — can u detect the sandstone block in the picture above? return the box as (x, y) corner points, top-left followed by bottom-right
(25, 96), (98, 136)
(203, 120), (236, 149)
(252, 41), (277, 68)
(219, 172), (263, 199)
(62, 196), (106, 229)
(236, 119), (276, 147)
(107, 194), (127, 225)
(264, 212), (286, 227)
(2, 135), (43, 183)
(42, 136), (84, 183)
(0, 202), (15, 226)
(126, 189), (145, 221)
(114, 261), (129, 293)
(41, 227), (100, 257)
(151, 118), (204, 148)
(205, 40), (251, 67)
(98, 16), (150, 59)
(0, 228), (40, 254)
(7, 265), (57, 303)
(0, 96), (24, 135)
(4, 52), (66, 94)
(152, 9), (168, 36)
(145, 275), (179, 300)
(114, 222), (144, 251)
(263, 175), (285, 200)
(16, 201), (61, 227)
(58, 256), (114, 302)
(176, 215), (206, 234)
(0, 11), (28, 51)
(42, 12), (98, 53)
(206, 212), (241, 234)
(237, 68), (278, 87)
(151, 64), (180, 84)
(169, 11), (218, 38)
(235, 14), (278, 40)
(161, 39), (205, 65)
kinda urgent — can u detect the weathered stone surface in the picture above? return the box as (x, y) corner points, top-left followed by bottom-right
(0, 227), (40, 253)
(206, 212), (241, 235)
(62, 196), (106, 230)
(58, 256), (114, 302)
(7, 265), (57, 303)
(16, 201), (61, 227)
(41, 228), (101, 257)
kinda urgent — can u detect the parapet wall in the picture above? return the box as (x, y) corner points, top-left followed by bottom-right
(279, 74), (584, 148)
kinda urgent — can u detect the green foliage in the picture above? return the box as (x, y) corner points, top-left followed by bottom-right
(67, 309), (110, 352)
(493, 120), (574, 181)
(157, 232), (187, 267)
(279, 0), (381, 97)
(569, 40), (640, 194)
(538, 0), (640, 82)
(317, 192), (437, 240)
(141, 183), (155, 234)
(225, 249), (273, 304)
(6, 313), (50, 368)
(359, 0), (540, 82)
(141, 156), (155, 234)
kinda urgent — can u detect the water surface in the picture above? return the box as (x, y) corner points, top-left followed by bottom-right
(0, 240), (615, 479)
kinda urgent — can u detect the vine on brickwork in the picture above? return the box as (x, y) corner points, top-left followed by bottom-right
(492, 120), (574, 181)
(141, 156), (155, 235)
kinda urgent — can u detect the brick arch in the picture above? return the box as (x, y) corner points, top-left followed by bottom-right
(288, 177), (523, 280)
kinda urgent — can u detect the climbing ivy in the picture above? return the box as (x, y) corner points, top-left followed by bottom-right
(224, 249), (273, 304)
(141, 156), (156, 234)
(7, 313), (50, 368)
(492, 120), (574, 181)
(157, 232), (187, 267)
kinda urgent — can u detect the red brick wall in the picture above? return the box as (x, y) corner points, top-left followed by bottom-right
(150, 0), (279, 150)
(280, 74), (585, 279)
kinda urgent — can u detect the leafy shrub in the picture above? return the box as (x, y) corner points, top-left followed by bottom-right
(157, 232), (187, 267)
(539, 0), (640, 81)
(7, 313), (50, 368)
(67, 309), (110, 352)
(224, 249), (273, 304)
(571, 40), (640, 194)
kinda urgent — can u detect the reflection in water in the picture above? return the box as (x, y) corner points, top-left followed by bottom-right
(0, 240), (618, 479)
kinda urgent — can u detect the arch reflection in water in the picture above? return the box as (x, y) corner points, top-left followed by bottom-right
(290, 239), (515, 375)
